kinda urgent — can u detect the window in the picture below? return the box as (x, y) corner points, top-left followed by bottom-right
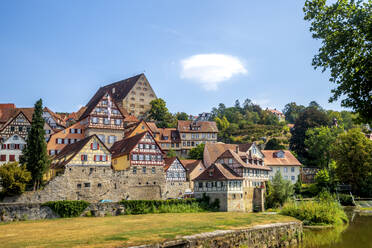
(18, 126), (23, 132)
(142, 167), (146, 174)
(284, 167), (288, 173)
(13, 135), (19, 140)
(139, 154), (144, 160)
(103, 118), (109, 125)
(152, 167), (156, 174)
(84, 183), (90, 188)
(228, 158), (233, 164)
(112, 109), (119, 115)
(97, 183), (102, 188)
(138, 144), (143, 149)
(9, 155), (15, 161)
(91, 141), (99, 150)
(114, 119), (121, 126)
(132, 154), (138, 160)
(81, 155), (88, 161)
(77, 184), (82, 189)
(133, 167), (137, 174)
(102, 100), (108, 105)
(145, 144), (150, 149)
(10, 126), (15, 132)
(0, 155), (6, 161)
(108, 135), (117, 144)
(291, 167), (295, 172)
(145, 155), (150, 161)
(291, 176), (295, 181)
(182, 134), (186, 138)
(27, 127), (31, 132)
(92, 117), (98, 124)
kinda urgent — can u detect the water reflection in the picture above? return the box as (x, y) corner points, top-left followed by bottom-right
(301, 210), (372, 248)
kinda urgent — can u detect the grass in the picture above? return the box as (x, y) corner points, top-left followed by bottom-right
(0, 212), (297, 248)
(280, 199), (348, 226)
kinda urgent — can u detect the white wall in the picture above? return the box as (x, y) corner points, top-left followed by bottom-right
(268, 166), (300, 184)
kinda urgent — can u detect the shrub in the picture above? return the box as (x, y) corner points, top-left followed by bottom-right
(280, 193), (348, 226)
(265, 171), (294, 208)
(338, 194), (355, 206)
(42, 200), (90, 217)
(120, 196), (219, 215)
(0, 162), (31, 196)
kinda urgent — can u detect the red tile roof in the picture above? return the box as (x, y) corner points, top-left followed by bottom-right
(110, 131), (147, 159)
(180, 159), (204, 173)
(177, 120), (218, 133)
(194, 163), (242, 181)
(261, 150), (302, 166)
(217, 149), (271, 171)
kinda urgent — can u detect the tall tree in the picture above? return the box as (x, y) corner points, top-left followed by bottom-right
(175, 112), (189, 121)
(304, 0), (372, 123)
(331, 128), (372, 196)
(264, 138), (285, 150)
(148, 98), (174, 128)
(290, 107), (329, 163)
(305, 126), (343, 168)
(21, 99), (49, 190)
(283, 102), (306, 124)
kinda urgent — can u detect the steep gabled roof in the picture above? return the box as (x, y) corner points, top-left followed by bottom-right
(85, 74), (143, 109)
(51, 135), (108, 169)
(43, 107), (66, 127)
(164, 157), (186, 171)
(218, 149), (271, 171)
(0, 109), (33, 132)
(110, 131), (147, 159)
(79, 89), (126, 121)
(180, 159), (204, 173)
(203, 143), (237, 167)
(194, 163), (242, 181)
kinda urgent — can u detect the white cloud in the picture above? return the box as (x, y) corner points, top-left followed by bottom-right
(180, 54), (247, 90)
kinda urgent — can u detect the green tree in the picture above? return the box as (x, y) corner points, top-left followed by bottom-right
(166, 149), (177, 158)
(315, 168), (331, 192)
(175, 112), (189, 121)
(21, 99), (49, 190)
(283, 102), (306, 124)
(331, 128), (372, 196)
(294, 175), (302, 195)
(188, 143), (205, 160)
(305, 126), (343, 168)
(215, 116), (230, 131)
(304, 0), (372, 123)
(266, 171), (294, 208)
(0, 162), (31, 196)
(290, 107), (329, 163)
(148, 98), (174, 128)
(264, 138), (285, 150)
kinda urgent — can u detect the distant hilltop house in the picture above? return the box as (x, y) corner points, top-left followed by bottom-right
(266, 108), (285, 121)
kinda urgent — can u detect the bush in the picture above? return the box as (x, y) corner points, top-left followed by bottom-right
(265, 171), (294, 208)
(280, 193), (348, 226)
(0, 162), (31, 196)
(42, 200), (90, 217)
(120, 196), (219, 215)
(338, 194), (355, 206)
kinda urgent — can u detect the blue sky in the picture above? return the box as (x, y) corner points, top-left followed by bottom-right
(0, 0), (345, 115)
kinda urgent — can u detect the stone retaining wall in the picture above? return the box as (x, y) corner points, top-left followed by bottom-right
(131, 222), (302, 248)
(0, 202), (124, 222)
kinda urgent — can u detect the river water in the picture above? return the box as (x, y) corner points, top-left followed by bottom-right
(301, 211), (372, 248)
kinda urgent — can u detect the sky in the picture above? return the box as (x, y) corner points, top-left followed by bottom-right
(0, 0), (347, 115)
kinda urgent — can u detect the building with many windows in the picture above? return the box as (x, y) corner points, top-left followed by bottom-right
(261, 150), (302, 183)
(78, 90), (127, 148)
(178, 120), (218, 156)
(87, 73), (157, 119)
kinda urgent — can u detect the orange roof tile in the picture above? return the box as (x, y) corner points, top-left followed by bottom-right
(261, 150), (302, 166)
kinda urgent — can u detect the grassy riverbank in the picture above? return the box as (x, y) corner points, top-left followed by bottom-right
(0, 212), (297, 248)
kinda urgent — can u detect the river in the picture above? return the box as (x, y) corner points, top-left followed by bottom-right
(301, 210), (372, 248)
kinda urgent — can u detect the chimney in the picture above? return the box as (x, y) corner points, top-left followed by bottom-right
(236, 145), (239, 153)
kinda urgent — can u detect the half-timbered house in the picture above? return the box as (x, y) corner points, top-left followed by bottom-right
(164, 157), (190, 198)
(78, 90), (127, 148)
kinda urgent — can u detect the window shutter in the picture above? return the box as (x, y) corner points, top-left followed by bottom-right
(100, 155), (103, 161)
(91, 143), (93, 149)
(97, 143), (100, 150)
(94, 155), (96, 161)
(81, 155), (84, 161)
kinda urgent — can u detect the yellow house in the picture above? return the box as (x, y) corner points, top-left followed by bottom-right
(46, 134), (111, 180)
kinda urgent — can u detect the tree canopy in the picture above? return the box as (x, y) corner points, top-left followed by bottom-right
(0, 162), (31, 196)
(304, 0), (372, 123)
(331, 128), (372, 197)
(264, 138), (285, 150)
(21, 99), (49, 190)
(290, 107), (329, 163)
(188, 143), (205, 160)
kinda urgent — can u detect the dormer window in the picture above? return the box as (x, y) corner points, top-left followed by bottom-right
(275, 151), (285, 158)
(102, 100), (108, 105)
